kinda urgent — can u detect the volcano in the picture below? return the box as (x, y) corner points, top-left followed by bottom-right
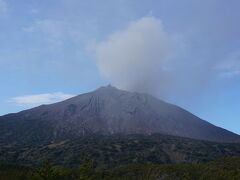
(0, 85), (239, 144)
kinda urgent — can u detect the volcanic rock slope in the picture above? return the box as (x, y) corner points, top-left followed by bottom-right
(0, 85), (239, 144)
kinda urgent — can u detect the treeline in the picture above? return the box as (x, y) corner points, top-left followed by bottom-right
(0, 156), (240, 180)
(2, 134), (240, 169)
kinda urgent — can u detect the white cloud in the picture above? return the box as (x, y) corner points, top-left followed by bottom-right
(22, 26), (35, 33)
(0, 0), (7, 14)
(22, 19), (67, 45)
(95, 16), (185, 95)
(220, 70), (240, 78)
(22, 19), (84, 46)
(9, 92), (75, 106)
(30, 8), (40, 14)
(217, 51), (240, 78)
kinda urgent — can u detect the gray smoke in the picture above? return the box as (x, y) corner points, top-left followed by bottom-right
(95, 17), (184, 95)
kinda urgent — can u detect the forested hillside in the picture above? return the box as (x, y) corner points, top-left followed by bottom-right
(1, 156), (240, 180)
(1, 134), (240, 169)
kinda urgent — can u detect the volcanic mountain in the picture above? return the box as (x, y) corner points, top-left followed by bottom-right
(0, 85), (239, 144)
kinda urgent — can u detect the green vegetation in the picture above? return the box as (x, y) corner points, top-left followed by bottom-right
(1, 134), (240, 179)
(0, 156), (240, 180)
(1, 134), (240, 168)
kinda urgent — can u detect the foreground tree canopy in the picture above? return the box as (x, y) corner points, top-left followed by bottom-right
(0, 156), (240, 180)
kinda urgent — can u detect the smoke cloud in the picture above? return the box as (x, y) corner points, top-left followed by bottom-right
(95, 17), (183, 95)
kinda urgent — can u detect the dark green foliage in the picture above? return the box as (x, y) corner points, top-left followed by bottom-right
(32, 160), (62, 180)
(0, 156), (240, 180)
(1, 134), (239, 169)
(0, 163), (32, 180)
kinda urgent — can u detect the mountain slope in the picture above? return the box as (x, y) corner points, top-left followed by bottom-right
(0, 85), (239, 144)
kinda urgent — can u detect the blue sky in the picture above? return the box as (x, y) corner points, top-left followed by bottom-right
(0, 0), (240, 134)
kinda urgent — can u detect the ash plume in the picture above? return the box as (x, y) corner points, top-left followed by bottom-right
(95, 17), (183, 95)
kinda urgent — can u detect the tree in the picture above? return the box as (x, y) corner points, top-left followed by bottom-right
(33, 160), (60, 180)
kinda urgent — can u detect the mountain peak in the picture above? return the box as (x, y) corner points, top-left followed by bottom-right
(96, 84), (118, 91)
(0, 86), (239, 143)
(94, 85), (126, 96)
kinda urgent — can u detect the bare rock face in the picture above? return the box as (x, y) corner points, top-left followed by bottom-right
(0, 85), (239, 144)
